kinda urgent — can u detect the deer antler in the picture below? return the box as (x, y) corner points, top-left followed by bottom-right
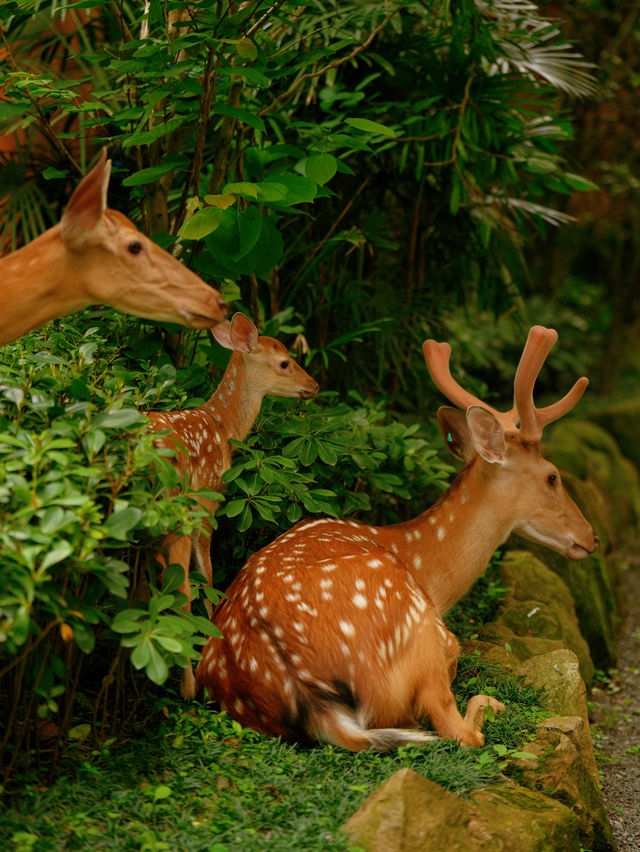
(423, 325), (589, 442)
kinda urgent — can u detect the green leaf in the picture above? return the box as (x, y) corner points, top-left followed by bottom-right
(345, 117), (397, 137)
(305, 153), (338, 186)
(93, 409), (145, 429)
(103, 506), (143, 540)
(122, 164), (179, 187)
(236, 38), (257, 60)
(40, 541), (73, 572)
(234, 206), (262, 261)
(179, 207), (225, 240)
(146, 643), (170, 684)
(213, 104), (265, 131)
(162, 563), (186, 595)
(562, 173), (599, 192)
(274, 175), (317, 205)
(131, 639), (151, 670)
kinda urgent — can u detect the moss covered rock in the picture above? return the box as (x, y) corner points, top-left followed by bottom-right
(520, 542), (618, 669)
(341, 767), (581, 851)
(587, 393), (640, 473)
(518, 650), (596, 776)
(476, 551), (594, 684)
(511, 726), (614, 851)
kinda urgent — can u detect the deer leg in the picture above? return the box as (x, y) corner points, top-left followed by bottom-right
(464, 695), (506, 734)
(193, 520), (214, 619)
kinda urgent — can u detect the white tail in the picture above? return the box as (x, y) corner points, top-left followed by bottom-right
(196, 326), (598, 750)
(0, 149), (228, 345)
(150, 312), (319, 697)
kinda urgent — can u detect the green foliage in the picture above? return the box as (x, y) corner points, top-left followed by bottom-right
(0, 307), (454, 782)
(0, 0), (599, 404)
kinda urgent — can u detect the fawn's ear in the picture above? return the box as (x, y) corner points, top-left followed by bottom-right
(438, 406), (474, 462)
(212, 319), (233, 349)
(60, 148), (110, 249)
(466, 405), (508, 464)
(228, 312), (259, 353)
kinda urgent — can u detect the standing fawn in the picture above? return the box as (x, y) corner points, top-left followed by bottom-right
(196, 326), (598, 750)
(0, 148), (228, 345)
(150, 312), (319, 697)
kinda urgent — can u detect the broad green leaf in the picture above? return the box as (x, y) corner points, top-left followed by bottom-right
(203, 194), (237, 209)
(179, 207), (225, 240)
(146, 643), (169, 684)
(234, 206), (262, 261)
(103, 506), (143, 540)
(131, 639), (151, 670)
(236, 38), (257, 60)
(214, 104), (265, 131)
(162, 563), (186, 595)
(305, 153), (338, 186)
(40, 541), (73, 572)
(93, 409), (145, 429)
(122, 164), (177, 187)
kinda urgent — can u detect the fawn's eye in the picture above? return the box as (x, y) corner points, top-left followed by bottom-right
(128, 240), (143, 255)
(279, 360), (290, 370)
(547, 473), (557, 486)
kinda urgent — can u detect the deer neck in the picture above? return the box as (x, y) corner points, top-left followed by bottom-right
(204, 352), (265, 443)
(376, 459), (514, 614)
(0, 225), (88, 344)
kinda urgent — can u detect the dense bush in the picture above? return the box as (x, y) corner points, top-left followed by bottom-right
(0, 308), (453, 783)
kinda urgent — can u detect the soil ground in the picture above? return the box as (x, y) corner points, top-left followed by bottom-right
(591, 547), (640, 850)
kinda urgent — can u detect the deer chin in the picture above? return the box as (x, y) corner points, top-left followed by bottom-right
(566, 538), (597, 561)
(179, 307), (227, 328)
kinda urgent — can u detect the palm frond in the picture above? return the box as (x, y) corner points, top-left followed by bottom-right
(501, 38), (598, 98)
(485, 193), (576, 226)
(476, 0), (598, 99)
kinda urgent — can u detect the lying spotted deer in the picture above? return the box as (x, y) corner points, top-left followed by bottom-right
(149, 312), (319, 696)
(196, 326), (598, 750)
(0, 149), (228, 345)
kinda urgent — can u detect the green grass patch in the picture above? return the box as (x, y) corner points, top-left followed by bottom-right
(1, 656), (544, 852)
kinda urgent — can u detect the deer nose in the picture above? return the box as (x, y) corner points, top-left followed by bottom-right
(593, 534), (600, 550)
(217, 295), (229, 317)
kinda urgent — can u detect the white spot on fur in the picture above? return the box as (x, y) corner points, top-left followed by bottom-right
(437, 526), (446, 540)
(320, 578), (333, 590)
(339, 620), (355, 637)
(352, 593), (368, 609)
(234, 698), (244, 714)
(413, 554), (422, 570)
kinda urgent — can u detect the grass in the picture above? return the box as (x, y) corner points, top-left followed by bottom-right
(1, 655), (545, 852)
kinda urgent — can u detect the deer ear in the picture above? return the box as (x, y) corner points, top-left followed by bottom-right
(60, 148), (111, 249)
(212, 320), (233, 349)
(437, 406), (474, 462)
(228, 313), (259, 353)
(466, 405), (508, 464)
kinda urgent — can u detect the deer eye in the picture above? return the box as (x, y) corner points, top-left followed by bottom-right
(128, 240), (143, 255)
(279, 360), (290, 370)
(547, 473), (557, 486)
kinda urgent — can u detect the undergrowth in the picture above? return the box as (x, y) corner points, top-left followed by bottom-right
(1, 656), (544, 852)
